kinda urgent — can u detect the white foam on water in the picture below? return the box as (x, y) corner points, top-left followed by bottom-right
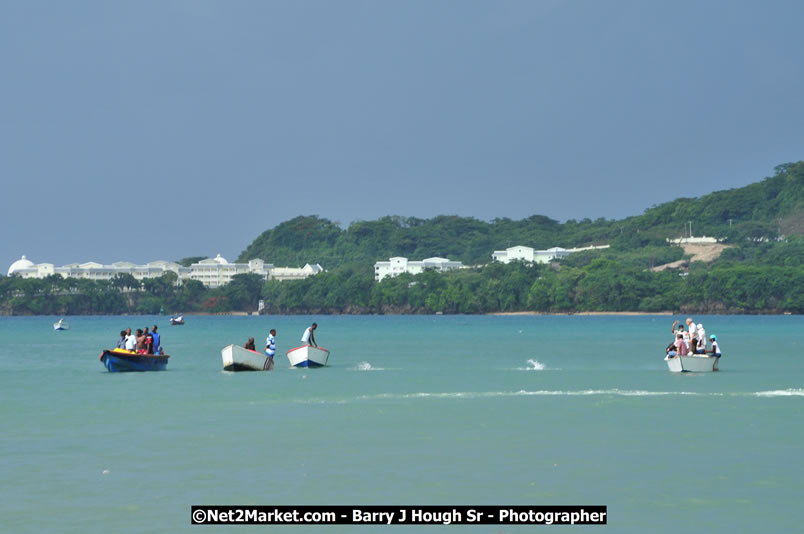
(518, 359), (546, 371)
(354, 361), (384, 371)
(352, 389), (714, 402)
(753, 389), (804, 397)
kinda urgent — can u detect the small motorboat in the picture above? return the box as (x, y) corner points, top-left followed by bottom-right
(221, 344), (274, 371)
(53, 319), (69, 331)
(287, 345), (330, 368)
(169, 315), (184, 326)
(99, 349), (169, 372)
(664, 353), (719, 372)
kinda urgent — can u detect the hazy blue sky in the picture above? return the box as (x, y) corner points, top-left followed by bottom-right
(2, 0), (803, 270)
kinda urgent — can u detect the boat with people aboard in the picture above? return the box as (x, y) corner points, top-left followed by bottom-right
(287, 345), (330, 368)
(169, 314), (184, 326)
(53, 318), (69, 331)
(664, 353), (719, 372)
(221, 344), (274, 371)
(664, 317), (721, 372)
(99, 349), (169, 372)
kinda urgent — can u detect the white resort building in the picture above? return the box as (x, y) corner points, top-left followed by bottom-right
(492, 245), (611, 264)
(374, 257), (464, 282)
(6, 255), (323, 288)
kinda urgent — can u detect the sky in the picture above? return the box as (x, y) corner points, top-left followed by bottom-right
(2, 0), (803, 270)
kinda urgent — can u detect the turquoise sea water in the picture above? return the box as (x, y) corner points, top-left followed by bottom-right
(1, 314), (803, 533)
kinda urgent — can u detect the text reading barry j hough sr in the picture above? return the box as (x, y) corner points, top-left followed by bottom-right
(191, 505), (607, 526)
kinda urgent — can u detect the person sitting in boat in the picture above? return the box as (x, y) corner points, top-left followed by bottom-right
(301, 323), (318, 347)
(707, 335), (721, 357)
(667, 333), (689, 358)
(124, 328), (136, 351)
(668, 321), (684, 353)
(151, 325), (162, 355)
(135, 329), (147, 354)
(244, 337), (256, 351)
(694, 323), (707, 354)
(116, 330), (127, 349)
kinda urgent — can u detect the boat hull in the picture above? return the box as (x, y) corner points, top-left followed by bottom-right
(287, 345), (329, 368)
(665, 354), (718, 372)
(100, 350), (169, 372)
(54, 322), (69, 331)
(221, 344), (273, 371)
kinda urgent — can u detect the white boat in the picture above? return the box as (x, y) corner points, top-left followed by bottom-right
(170, 315), (184, 326)
(664, 353), (719, 372)
(287, 345), (330, 368)
(221, 344), (274, 371)
(53, 319), (69, 331)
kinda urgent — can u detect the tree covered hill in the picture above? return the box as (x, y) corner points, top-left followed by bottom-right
(4, 162), (801, 316)
(238, 162), (804, 268)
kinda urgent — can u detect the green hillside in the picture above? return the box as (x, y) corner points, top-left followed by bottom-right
(239, 162), (804, 268)
(3, 162), (802, 315)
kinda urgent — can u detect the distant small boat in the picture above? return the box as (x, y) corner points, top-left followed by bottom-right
(99, 349), (169, 372)
(287, 345), (330, 368)
(221, 344), (274, 371)
(169, 315), (184, 326)
(53, 319), (69, 331)
(664, 353), (719, 372)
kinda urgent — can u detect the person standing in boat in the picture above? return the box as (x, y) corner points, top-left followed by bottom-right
(685, 317), (698, 352)
(265, 329), (277, 370)
(135, 329), (147, 354)
(151, 325), (162, 355)
(694, 323), (706, 354)
(117, 330), (127, 349)
(301, 323), (318, 347)
(144, 327), (154, 354)
(669, 320), (684, 352)
(124, 328), (136, 351)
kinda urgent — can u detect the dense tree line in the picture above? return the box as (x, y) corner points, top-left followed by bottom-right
(2, 162), (802, 315)
(2, 237), (803, 315)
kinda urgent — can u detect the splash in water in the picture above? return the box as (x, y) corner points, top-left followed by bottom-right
(355, 361), (383, 371)
(522, 359), (546, 371)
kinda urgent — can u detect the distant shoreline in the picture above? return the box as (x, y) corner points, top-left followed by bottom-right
(487, 311), (674, 316)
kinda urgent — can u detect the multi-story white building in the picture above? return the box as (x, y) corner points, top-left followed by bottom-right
(6, 256), (189, 282)
(492, 245), (610, 264)
(270, 264), (324, 282)
(6, 255), (323, 288)
(374, 256), (463, 282)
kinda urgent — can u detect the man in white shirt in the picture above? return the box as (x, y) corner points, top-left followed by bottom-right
(124, 328), (136, 351)
(301, 323), (318, 347)
(685, 317), (698, 352)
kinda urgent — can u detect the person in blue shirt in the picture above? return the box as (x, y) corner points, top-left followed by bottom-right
(116, 330), (126, 349)
(151, 325), (162, 355)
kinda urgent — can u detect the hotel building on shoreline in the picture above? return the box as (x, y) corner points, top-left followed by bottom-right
(7, 255), (322, 288)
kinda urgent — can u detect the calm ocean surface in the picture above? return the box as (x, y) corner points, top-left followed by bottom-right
(1, 314), (802, 533)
